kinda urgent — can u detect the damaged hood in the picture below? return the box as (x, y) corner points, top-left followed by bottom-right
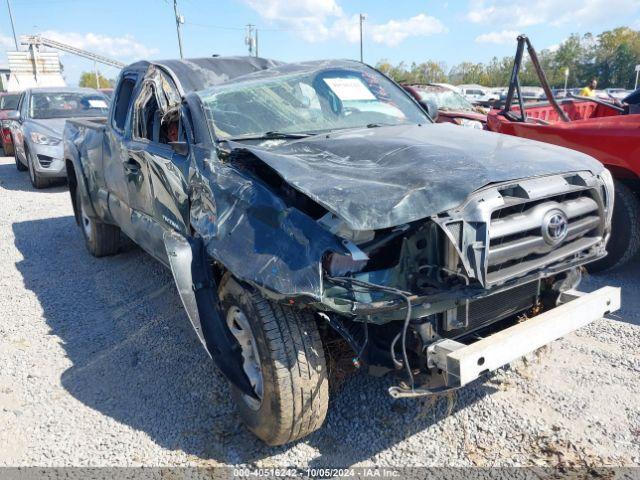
(231, 123), (604, 230)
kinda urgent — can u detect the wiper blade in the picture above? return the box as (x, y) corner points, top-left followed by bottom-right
(223, 131), (312, 142)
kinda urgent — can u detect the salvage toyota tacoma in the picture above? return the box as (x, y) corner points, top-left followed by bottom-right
(64, 56), (620, 445)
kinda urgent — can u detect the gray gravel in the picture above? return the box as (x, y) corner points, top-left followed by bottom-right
(0, 155), (639, 468)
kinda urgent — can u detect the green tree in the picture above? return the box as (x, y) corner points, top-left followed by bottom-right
(376, 27), (640, 90)
(78, 71), (115, 89)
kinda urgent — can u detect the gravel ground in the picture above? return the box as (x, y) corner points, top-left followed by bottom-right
(0, 154), (639, 468)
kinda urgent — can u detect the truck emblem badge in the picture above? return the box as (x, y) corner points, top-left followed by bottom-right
(542, 210), (569, 245)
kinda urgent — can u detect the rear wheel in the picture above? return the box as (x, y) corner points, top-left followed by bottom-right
(76, 185), (120, 257)
(218, 275), (329, 445)
(26, 146), (49, 189)
(589, 180), (640, 272)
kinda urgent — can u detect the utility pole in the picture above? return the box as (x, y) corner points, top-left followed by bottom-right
(245, 24), (256, 56)
(173, 0), (184, 59)
(255, 28), (259, 57)
(359, 14), (365, 62)
(564, 68), (569, 93)
(6, 0), (19, 50)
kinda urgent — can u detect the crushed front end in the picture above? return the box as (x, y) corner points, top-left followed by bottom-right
(319, 170), (619, 396)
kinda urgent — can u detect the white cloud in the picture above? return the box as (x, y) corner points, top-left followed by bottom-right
(475, 30), (519, 44)
(242, 0), (447, 46)
(467, 0), (640, 28)
(242, 0), (343, 42)
(38, 30), (157, 60)
(368, 14), (447, 47)
(0, 34), (16, 51)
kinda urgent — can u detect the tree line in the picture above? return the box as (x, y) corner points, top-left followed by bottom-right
(376, 27), (640, 90)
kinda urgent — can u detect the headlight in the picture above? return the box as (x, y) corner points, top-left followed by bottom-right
(30, 131), (61, 146)
(458, 119), (484, 129)
(599, 168), (615, 226)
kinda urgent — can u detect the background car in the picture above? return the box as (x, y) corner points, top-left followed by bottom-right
(0, 91), (21, 156)
(458, 84), (499, 105)
(10, 87), (109, 188)
(605, 88), (632, 100)
(403, 83), (487, 128)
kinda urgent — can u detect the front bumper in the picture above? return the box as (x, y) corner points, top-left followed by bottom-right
(31, 142), (65, 178)
(389, 286), (620, 398)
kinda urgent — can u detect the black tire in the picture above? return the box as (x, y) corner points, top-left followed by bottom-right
(75, 185), (120, 257)
(15, 146), (27, 171)
(218, 275), (329, 445)
(25, 145), (50, 189)
(589, 180), (640, 273)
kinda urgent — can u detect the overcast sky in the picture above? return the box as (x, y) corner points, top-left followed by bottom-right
(1, 0), (639, 86)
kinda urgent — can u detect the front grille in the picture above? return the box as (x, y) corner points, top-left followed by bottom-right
(36, 154), (53, 168)
(486, 189), (602, 284)
(443, 280), (539, 337)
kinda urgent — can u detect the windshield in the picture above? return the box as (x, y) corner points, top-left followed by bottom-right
(197, 66), (429, 139)
(0, 94), (20, 111)
(415, 88), (474, 111)
(29, 91), (109, 119)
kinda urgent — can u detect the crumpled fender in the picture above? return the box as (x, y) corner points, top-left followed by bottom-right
(164, 230), (258, 399)
(189, 145), (345, 300)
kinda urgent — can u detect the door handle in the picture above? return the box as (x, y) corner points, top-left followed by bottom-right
(124, 158), (141, 174)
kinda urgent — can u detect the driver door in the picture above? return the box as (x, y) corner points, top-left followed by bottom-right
(127, 70), (189, 262)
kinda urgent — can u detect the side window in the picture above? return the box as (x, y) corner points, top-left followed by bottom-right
(112, 77), (137, 131)
(133, 83), (160, 142)
(132, 71), (182, 146)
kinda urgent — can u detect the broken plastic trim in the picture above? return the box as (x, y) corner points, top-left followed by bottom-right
(163, 231), (258, 400)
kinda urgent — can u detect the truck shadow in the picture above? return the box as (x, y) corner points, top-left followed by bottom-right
(0, 162), (68, 192)
(12, 216), (504, 466)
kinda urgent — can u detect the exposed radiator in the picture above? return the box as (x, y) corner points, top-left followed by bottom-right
(443, 280), (539, 336)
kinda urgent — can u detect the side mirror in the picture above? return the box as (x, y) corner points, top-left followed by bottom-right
(423, 101), (439, 122)
(6, 110), (21, 122)
(169, 141), (188, 156)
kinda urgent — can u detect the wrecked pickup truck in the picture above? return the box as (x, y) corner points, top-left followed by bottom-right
(64, 56), (620, 445)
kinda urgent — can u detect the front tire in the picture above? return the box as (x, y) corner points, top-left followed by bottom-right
(218, 275), (329, 445)
(76, 185), (120, 257)
(26, 145), (49, 188)
(15, 145), (27, 171)
(589, 180), (640, 272)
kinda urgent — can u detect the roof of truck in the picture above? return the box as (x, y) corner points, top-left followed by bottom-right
(128, 56), (284, 94)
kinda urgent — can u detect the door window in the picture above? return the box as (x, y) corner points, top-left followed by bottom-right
(112, 77), (137, 131)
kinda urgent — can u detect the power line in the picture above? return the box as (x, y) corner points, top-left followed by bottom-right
(184, 20), (307, 33)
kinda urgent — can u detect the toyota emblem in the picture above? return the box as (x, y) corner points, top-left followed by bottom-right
(541, 209), (569, 245)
